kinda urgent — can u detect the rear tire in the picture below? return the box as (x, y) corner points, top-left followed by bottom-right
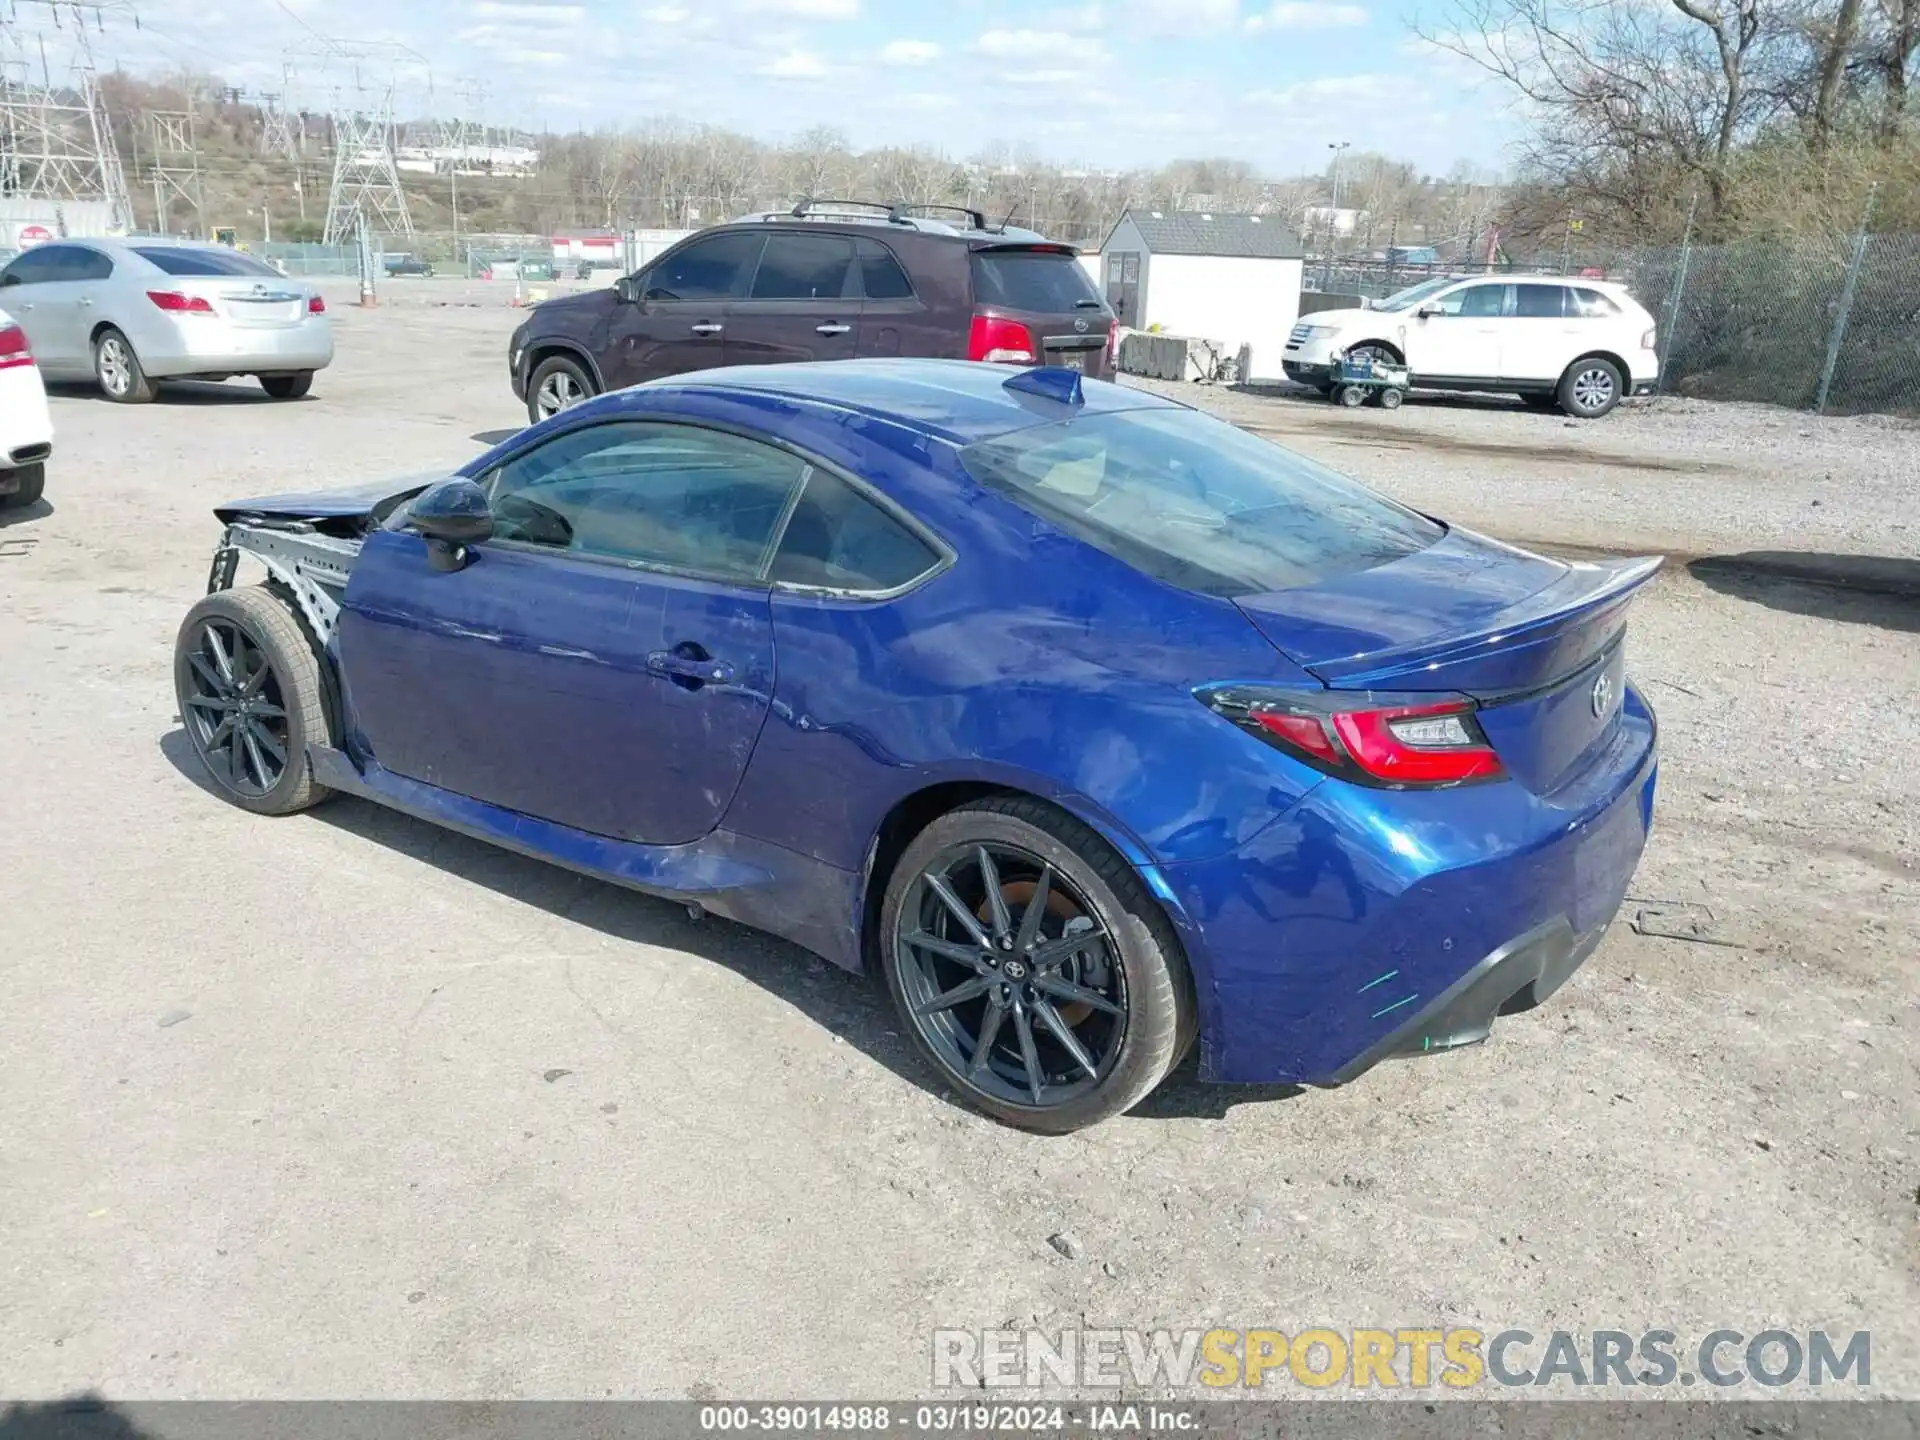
(1557, 357), (1624, 418)
(173, 585), (335, 816)
(261, 372), (314, 400)
(94, 327), (155, 404)
(1, 462), (44, 509)
(879, 798), (1192, 1134)
(527, 354), (595, 425)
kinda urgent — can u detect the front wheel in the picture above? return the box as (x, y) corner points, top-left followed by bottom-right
(527, 354), (595, 424)
(173, 586), (336, 816)
(260, 372), (314, 400)
(879, 798), (1193, 1133)
(1, 462), (44, 509)
(95, 327), (156, 403)
(1558, 357), (1624, 418)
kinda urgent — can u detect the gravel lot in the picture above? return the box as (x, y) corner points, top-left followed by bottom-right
(2, 280), (1915, 1401)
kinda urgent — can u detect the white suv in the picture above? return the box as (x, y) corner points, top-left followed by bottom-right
(0, 303), (51, 510)
(1282, 275), (1659, 418)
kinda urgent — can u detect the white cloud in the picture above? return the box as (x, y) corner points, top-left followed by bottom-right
(976, 28), (1076, 56)
(744, 0), (858, 16)
(1115, 0), (1238, 33)
(877, 38), (941, 65)
(1245, 2), (1368, 28)
(469, 1), (583, 20)
(1047, 2), (1106, 29)
(1245, 73), (1402, 106)
(641, 3), (690, 19)
(757, 48), (832, 77)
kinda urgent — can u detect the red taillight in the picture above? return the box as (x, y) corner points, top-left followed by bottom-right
(968, 313), (1036, 364)
(0, 323), (33, 370)
(308, 294), (326, 314)
(148, 290), (215, 314)
(1202, 688), (1505, 788)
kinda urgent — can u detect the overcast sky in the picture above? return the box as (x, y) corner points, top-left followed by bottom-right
(80, 0), (1515, 176)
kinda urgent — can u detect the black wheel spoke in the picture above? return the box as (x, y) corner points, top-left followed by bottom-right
(247, 701), (286, 721)
(241, 729), (270, 790)
(977, 846), (1014, 941)
(184, 692), (230, 714)
(926, 874), (993, 950)
(902, 929), (989, 968)
(1014, 864), (1053, 953)
(1012, 1004), (1046, 1103)
(1032, 999), (1100, 1079)
(188, 652), (229, 696)
(204, 715), (236, 750)
(246, 720), (287, 767)
(203, 625), (236, 684)
(969, 999), (1008, 1080)
(914, 973), (995, 1017)
(1030, 928), (1107, 972)
(1033, 972), (1123, 1017)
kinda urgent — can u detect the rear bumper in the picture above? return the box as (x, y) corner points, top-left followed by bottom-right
(1162, 686), (1658, 1085)
(140, 319), (334, 378)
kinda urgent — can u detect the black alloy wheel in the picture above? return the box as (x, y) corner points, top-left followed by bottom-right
(181, 616), (292, 798)
(881, 799), (1193, 1132)
(173, 585), (335, 816)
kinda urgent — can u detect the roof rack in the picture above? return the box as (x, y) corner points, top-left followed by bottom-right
(896, 202), (989, 231)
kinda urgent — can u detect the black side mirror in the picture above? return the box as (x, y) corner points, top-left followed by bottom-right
(1416, 305), (1438, 319)
(615, 274), (643, 304)
(409, 478), (492, 571)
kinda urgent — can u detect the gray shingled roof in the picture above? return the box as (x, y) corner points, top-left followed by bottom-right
(1114, 209), (1304, 260)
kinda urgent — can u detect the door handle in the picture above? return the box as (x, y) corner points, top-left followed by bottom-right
(815, 322), (851, 336)
(689, 322), (723, 336)
(647, 649), (734, 686)
(79, 298), (93, 308)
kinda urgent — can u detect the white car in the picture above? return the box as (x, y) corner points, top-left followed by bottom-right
(1283, 274), (1659, 418)
(0, 304), (51, 510)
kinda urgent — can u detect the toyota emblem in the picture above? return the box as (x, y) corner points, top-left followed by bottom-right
(1590, 671), (1615, 719)
(1074, 317), (1089, 333)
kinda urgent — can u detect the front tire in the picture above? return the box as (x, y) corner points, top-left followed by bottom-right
(527, 354), (595, 424)
(174, 586), (335, 816)
(1, 462), (44, 509)
(95, 327), (155, 403)
(1558, 357), (1624, 418)
(879, 798), (1192, 1134)
(261, 372), (314, 400)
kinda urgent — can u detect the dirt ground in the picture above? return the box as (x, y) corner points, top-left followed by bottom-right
(2, 279), (1914, 1401)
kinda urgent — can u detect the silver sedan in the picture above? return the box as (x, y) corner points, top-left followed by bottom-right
(0, 238), (333, 403)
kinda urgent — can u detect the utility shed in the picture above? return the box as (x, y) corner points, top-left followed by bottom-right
(1096, 209), (1304, 381)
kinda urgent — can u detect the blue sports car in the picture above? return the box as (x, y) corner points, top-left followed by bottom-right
(175, 360), (1659, 1132)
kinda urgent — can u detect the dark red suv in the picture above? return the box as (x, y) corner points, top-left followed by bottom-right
(508, 202), (1116, 423)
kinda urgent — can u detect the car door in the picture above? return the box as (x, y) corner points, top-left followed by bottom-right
(723, 230), (860, 367)
(0, 245), (84, 374)
(335, 419), (808, 845)
(1402, 281), (1508, 383)
(853, 237), (930, 358)
(1503, 282), (1576, 383)
(601, 230), (765, 388)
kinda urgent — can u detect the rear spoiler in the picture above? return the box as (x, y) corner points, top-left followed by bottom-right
(1307, 554), (1663, 689)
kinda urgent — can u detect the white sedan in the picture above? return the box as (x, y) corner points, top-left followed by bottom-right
(0, 238), (332, 404)
(0, 303), (51, 510)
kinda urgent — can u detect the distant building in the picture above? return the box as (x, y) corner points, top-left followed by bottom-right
(1093, 208), (1306, 382)
(1303, 205), (1363, 238)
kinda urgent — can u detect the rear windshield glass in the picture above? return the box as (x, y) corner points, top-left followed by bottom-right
(971, 249), (1104, 314)
(959, 407), (1441, 597)
(135, 247), (283, 278)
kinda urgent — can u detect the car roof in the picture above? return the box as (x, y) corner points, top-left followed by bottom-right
(602, 358), (1182, 446)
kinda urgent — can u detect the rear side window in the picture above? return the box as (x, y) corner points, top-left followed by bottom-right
(135, 247), (280, 277)
(644, 232), (765, 302)
(856, 238), (914, 300)
(971, 249), (1104, 314)
(959, 407), (1441, 597)
(750, 233), (856, 300)
(1514, 283), (1567, 318)
(771, 469), (940, 592)
(1571, 287), (1622, 317)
